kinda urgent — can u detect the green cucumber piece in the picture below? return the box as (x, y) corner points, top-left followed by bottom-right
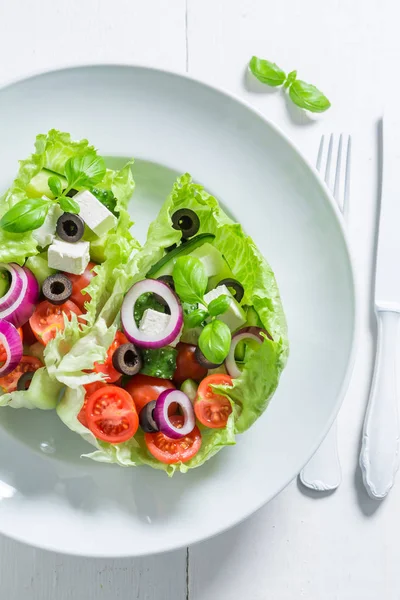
(147, 233), (215, 278)
(181, 378), (198, 402)
(26, 168), (68, 199)
(0, 270), (10, 298)
(25, 253), (57, 288)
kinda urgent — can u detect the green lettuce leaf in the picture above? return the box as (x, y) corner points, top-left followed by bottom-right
(0, 368), (62, 410)
(55, 173), (288, 474)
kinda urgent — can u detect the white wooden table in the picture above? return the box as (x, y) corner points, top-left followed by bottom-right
(0, 1), (396, 598)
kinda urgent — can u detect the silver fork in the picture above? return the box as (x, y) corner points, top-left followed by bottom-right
(299, 134), (352, 492)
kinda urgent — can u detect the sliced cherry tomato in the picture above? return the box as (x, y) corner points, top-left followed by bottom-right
(145, 415), (202, 464)
(29, 300), (82, 346)
(66, 262), (97, 311)
(94, 331), (128, 383)
(194, 374), (233, 429)
(173, 342), (208, 384)
(78, 381), (108, 427)
(0, 355), (42, 393)
(21, 320), (36, 346)
(85, 385), (138, 443)
(125, 374), (176, 414)
(0, 327), (23, 364)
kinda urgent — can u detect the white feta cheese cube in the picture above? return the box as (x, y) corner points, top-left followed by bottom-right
(139, 309), (181, 347)
(203, 285), (246, 332)
(32, 201), (63, 248)
(48, 239), (90, 275)
(74, 190), (117, 237)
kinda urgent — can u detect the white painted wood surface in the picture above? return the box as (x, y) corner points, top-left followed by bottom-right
(0, 0), (396, 598)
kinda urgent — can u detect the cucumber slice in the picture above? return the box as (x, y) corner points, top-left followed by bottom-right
(25, 253), (57, 288)
(147, 233), (215, 278)
(0, 270), (10, 298)
(26, 168), (68, 199)
(180, 379), (198, 402)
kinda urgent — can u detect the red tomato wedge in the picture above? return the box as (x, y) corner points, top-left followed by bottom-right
(29, 300), (82, 346)
(78, 381), (108, 428)
(21, 320), (36, 346)
(85, 385), (138, 443)
(173, 342), (208, 384)
(194, 374), (233, 429)
(0, 355), (42, 393)
(65, 262), (97, 311)
(94, 331), (128, 383)
(125, 374), (176, 414)
(145, 415), (202, 464)
(0, 327), (22, 364)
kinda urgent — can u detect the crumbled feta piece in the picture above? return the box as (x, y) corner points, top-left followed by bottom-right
(74, 190), (117, 237)
(32, 201), (63, 248)
(139, 309), (181, 347)
(48, 239), (90, 275)
(203, 285), (246, 332)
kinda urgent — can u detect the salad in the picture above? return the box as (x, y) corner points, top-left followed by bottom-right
(0, 131), (288, 475)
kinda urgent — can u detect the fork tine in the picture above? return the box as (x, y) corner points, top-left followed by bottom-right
(333, 134), (343, 205)
(316, 135), (325, 172)
(343, 135), (352, 220)
(324, 134), (334, 187)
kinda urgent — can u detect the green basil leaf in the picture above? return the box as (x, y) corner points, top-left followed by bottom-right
(249, 56), (286, 87)
(185, 308), (208, 328)
(59, 196), (80, 214)
(284, 70), (297, 89)
(289, 80), (331, 113)
(208, 294), (231, 317)
(47, 176), (63, 197)
(173, 256), (207, 304)
(199, 320), (231, 364)
(0, 198), (50, 233)
(65, 151), (106, 189)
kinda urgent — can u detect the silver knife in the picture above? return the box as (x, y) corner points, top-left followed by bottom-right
(360, 115), (400, 499)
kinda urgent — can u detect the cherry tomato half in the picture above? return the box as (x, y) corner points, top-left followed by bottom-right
(173, 343), (208, 384)
(145, 415), (202, 464)
(0, 355), (42, 393)
(85, 385), (139, 444)
(194, 374), (233, 429)
(66, 262), (97, 311)
(125, 374), (176, 414)
(0, 327), (22, 364)
(21, 320), (36, 347)
(29, 300), (82, 346)
(78, 381), (108, 428)
(94, 331), (128, 383)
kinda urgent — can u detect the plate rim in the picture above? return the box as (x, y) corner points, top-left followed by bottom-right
(0, 63), (358, 557)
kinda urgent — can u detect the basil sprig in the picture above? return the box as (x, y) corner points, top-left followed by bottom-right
(249, 56), (330, 113)
(173, 256), (232, 364)
(0, 151), (106, 233)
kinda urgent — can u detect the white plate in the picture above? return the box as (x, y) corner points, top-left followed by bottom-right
(0, 66), (356, 557)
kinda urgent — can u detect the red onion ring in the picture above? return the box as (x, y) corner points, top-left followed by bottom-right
(121, 279), (183, 349)
(0, 318), (23, 376)
(225, 326), (270, 378)
(154, 389), (195, 439)
(0, 264), (39, 328)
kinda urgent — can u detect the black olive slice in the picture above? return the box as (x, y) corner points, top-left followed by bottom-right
(171, 209), (200, 239)
(42, 274), (73, 305)
(56, 213), (85, 243)
(139, 400), (158, 433)
(195, 346), (223, 369)
(17, 371), (35, 391)
(112, 343), (142, 376)
(157, 275), (175, 291)
(218, 278), (244, 303)
(65, 189), (78, 198)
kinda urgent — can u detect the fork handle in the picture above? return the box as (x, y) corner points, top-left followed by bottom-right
(300, 422), (341, 491)
(360, 310), (400, 499)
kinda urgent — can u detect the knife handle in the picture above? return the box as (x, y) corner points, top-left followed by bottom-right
(360, 310), (400, 499)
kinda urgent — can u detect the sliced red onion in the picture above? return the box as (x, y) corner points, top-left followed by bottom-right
(0, 319), (23, 376)
(0, 264), (39, 328)
(225, 326), (270, 378)
(154, 389), (195, 439)
(121, 279), (183, 349)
